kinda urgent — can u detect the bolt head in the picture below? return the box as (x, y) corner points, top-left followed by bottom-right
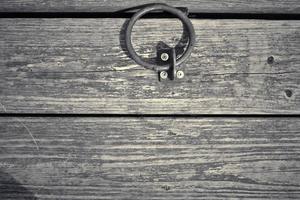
(160, 53), (169, 61)
(160, 71), (168, 79)
(176, 70), (184, 79)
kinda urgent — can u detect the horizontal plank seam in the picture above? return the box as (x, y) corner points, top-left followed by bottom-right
(0, 113), (299, 118)
(0, 12), (300, 20)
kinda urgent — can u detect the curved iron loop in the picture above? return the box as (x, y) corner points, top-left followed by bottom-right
(125, 3), (196, 72)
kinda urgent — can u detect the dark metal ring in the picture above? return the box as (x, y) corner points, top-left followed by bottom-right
(125, 4), (196, 71)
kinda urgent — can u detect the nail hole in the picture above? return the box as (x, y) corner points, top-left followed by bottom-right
(285, 89), (293, 98)
(267, 56), (274, 64)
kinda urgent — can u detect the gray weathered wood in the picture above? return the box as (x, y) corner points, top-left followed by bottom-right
(0, 19), (299, 114)
(0, 117), (299, 199)
(0, 0), (299, 13)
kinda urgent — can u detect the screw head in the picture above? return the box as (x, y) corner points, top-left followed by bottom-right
(176, 70), (184, 79)
(160, 53), (169, 61)
(160, 71), (168, 79)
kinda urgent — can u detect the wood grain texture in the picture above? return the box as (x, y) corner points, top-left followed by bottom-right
(0, 117), (299, 199)
(0, 0), (299, 13)
(0, 19), (299, 114)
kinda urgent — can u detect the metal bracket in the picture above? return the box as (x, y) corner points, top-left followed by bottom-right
(158, 48), (184, 81)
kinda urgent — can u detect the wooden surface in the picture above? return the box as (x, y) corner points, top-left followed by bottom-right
(0, 117), (299, 199)
(0, 0), (299, 14)
(1, 2), (299, 199)
(0, 19), (299, 114)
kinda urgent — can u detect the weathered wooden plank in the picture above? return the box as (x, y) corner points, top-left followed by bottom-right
(0, 117), (299, 199)
(0, 0), (299, 14)
(0, 19), (299, 114)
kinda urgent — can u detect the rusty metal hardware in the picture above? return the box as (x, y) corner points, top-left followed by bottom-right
(125, 3), (196, 81)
